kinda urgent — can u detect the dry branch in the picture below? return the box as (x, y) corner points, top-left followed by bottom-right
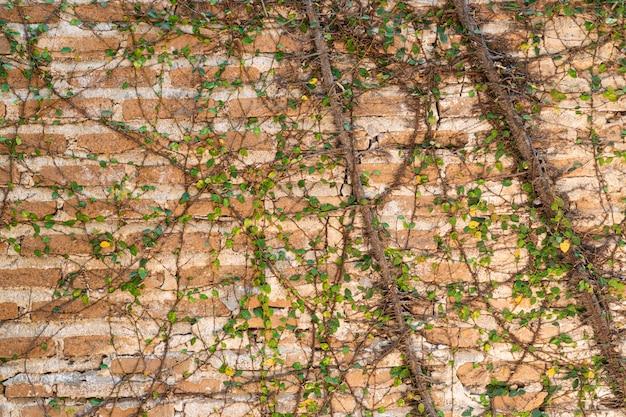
(304, 1), (439, 416)
(453, 0), (626, 403)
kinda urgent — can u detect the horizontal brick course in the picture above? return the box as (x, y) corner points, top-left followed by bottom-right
(4, 382), (54, 398)
(0, 268), (61, 288)
(69, 67), (157, 89)
(0, 34), (10, 55)
(1, 4), (59, 23)
(0, 302), (18, 320)
(0, 68), (48, 89)
(31, 298), (113, 321)
(0, 337), (55, 359)
(73, 2), (130, 23)
(0, 134), (69, 155)
(77, 132), (140, 154)
(21, 234), (94, 256)
(122, 98), (214, 120)
(21, 98), (114, 120)
(34, 163), (127, 187)
(169, 66), (261, 87)
(63, 335), (113, 357)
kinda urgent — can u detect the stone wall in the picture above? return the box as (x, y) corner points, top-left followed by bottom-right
(1, 0), (626, 416)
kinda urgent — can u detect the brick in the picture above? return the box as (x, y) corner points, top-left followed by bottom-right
(63, 335), (113, 357)
(431, 131), (469, 148)
(122, 98), (212, 120)
(0, 33), (10, 55)
(271, 197), (308, 215)
(169, 65), (261, 87)
(69, 269), (123, 290)
(183, 196), (255, 218)
(0, 134), (68, 155)
(69, 67), (157, 89)
(416, 260), (474, 283)
(439, 96), (481, 118)
(4, 200), (57, 220)
(493, 392), (548, 414)
(153, 33), (217, 55)
(241, 31), (310, 53)
(423, 327), (480, 348)
(178, 265), (253, 288)
(0, 163), (18, 186)
(155, 231), (222, 254)
(19, 404), (84, 417)
(176, 378), (224, 394)
(358, 162), (432, 185)
(353, 91), (410, 117)
(245, 315), (297, 329)
(109, 356), (188, 376)
(391, 229), (438, 250)
(0, 268), (61, 288)
(22, 98), (114, 120)
(0, 4), (59, 23)
(0, 337), (55, 359)
(345, 369), (394, 388)
(4, 383), (54, 398)
(34, 163), (127, 187)
(96, 403), (174, 417)
(0, 68), (48, 89)
(245, 294), (292, 309)
(36, 36), (122, 58)
(76, 132), (139, 154)
(0, 302), (18, 320)
(115, 200), (177, 219)
(215, 130), (274, 151)
(136, 165), (186, 184)
(445, 159), (514, 184)
(177, 297), (230, 317)
(62, 198), (119, 220)
(380, 195), (436, 217)
(73, 2), (130, 22)
(21, 234), (93, 256)
(110, 357), (167, 374)
(31, 298), (112, 321)
(227, 98), (310, 119)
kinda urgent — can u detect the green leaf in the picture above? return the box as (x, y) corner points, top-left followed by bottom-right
(167, 311), (177, 323)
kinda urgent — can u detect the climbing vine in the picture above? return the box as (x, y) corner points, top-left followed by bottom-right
(1, 0), (626, 416)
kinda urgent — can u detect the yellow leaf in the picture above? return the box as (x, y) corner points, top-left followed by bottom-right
(585, 370), (594, 379)
(547, 367), (555, 377)
(224, 366), (234, 377)
(99, 241), (111, 248)
(474, 231), (482, 239)
(514, 249), (521, 258)
(301, 95), (308, 101)
(469, 208), (477, 216)
(468, 220), (479, 229)
(559, 240), (570, 253)
(308, 77), (318, 85)
(483, 343), (491, 352)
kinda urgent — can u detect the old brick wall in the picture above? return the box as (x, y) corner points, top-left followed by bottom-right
(1, 0), (626, 416)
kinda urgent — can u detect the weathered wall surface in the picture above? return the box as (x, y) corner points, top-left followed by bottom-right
(1, 0), (626, 416)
